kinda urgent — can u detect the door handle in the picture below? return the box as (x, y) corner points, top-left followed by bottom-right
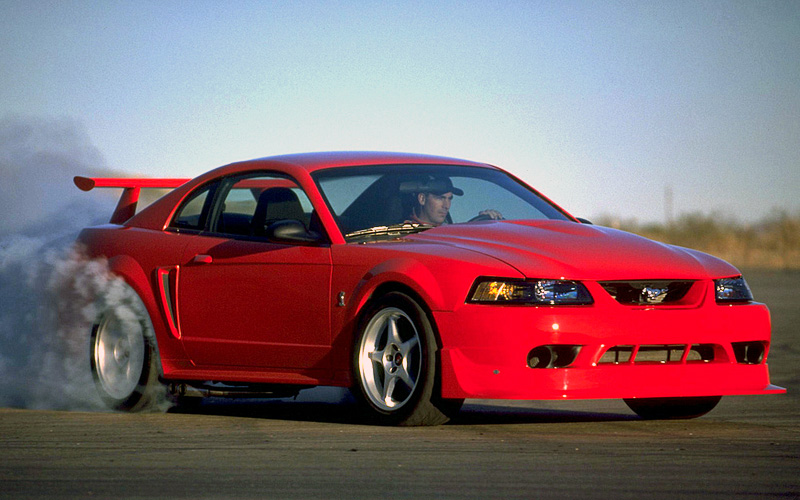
(191, 254), (213, 265)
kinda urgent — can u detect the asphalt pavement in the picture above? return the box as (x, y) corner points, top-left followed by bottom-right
(1, 392), (797, 499)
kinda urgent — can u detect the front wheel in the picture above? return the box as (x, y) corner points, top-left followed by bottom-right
(90, 298), (162, 411)
(624, 396), (722, 420)
(353, 292), (462, 426)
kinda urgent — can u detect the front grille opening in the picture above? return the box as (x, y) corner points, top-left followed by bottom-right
(732, 341), (766, 365)
(598, 345), (634, 364)
(635, 345), (685, 364)
(598, 343), (721, 365)
(599, 280), (695, 305)
(687, 344), (716, 363)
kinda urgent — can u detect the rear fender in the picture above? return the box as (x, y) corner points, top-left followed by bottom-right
(105, 255), (187, 371)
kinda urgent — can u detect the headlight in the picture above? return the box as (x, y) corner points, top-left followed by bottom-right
(468, 278), (593, 305)
(714, 276), (753, 302)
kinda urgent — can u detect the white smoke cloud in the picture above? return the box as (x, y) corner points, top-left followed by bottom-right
(0, 116), (115, 237)
(0, 116), (125, 409)
(0, 116), (351, 411)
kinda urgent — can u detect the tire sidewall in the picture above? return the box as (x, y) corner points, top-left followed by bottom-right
(90, 310), (160, 412)
(352, 292), (438, 425)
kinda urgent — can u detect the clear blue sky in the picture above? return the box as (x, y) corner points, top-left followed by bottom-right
(2, 0), (798, 223)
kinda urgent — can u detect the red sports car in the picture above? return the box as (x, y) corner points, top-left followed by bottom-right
(75, 152), (784, 425)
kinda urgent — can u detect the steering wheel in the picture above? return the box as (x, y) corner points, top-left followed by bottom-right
(467, 213), (497, 223)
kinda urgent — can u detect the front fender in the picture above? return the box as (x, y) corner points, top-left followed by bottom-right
(328, 242), (523, 380)
(352, 257), (446, 313)
(328, 256), (446, 382)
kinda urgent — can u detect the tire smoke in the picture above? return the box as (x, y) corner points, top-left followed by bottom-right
(0, 116), (353, 410)
(0, 116), (124, 409)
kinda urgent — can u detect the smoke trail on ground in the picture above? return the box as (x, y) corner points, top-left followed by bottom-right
(0, 116), (127, 409)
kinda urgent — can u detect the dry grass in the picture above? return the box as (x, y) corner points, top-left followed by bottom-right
(595, 210), (800, 270)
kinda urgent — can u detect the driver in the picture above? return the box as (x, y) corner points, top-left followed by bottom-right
(407, 176), (502, 226)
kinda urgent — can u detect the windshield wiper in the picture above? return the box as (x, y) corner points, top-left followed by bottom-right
(345, 222), (434, 240)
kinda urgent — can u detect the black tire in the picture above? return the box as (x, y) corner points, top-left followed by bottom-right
(90, 303), (162, 412)
(352, 292), (462, 426)
(624, 396), (722, 420)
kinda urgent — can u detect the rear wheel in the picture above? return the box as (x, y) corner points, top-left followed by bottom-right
(624, 396), (722, 420)
(90, 298), (162, 411)
(353, 292), (462, 426)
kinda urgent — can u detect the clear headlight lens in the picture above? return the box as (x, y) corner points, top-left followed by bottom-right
(469, 279), (593, 305)
(714, 276), (753, 302)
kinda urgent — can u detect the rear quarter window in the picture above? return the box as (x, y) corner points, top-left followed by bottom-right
(171, 184), (214, 231)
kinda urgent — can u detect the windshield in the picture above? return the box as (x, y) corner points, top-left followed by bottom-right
(313, 164), (572, 240)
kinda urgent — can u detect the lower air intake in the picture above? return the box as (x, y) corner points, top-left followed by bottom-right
(598, 344), (718, 364)
(732, 341), (766, 364)
(527, 345), (582, 369)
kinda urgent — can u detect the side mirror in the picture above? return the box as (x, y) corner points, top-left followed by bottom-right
(576, 217), (593, 225)
(266, 219), (324, 244)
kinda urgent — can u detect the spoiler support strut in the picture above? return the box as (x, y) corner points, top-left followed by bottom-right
(74, 176), (189, 224)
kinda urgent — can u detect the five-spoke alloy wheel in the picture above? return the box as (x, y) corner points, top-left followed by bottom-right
(90, 292), (161, 411)
(353, 292), (462, 426)
(357, 305), (422, 412)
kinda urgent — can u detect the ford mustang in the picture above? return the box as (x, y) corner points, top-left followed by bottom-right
(74, 151), (784, 425)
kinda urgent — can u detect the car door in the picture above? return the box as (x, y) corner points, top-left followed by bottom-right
(174, 173), (332, 373)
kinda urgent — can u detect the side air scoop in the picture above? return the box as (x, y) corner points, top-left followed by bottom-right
(73, 176), (190, 224)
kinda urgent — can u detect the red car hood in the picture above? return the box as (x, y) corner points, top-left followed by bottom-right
(408, 220), (739, 281)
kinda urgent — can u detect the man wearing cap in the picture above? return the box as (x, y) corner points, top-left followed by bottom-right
(407, 176), (502, 226)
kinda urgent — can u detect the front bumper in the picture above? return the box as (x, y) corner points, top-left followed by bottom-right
(436, 288), (786, 400)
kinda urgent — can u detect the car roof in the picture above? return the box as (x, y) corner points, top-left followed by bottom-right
(126, 151), (500, 233)
(228, 151), (495, 173)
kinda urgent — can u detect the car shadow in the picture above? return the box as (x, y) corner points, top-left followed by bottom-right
(453, 402), (638, 425)
(167, 395), (638, 426)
